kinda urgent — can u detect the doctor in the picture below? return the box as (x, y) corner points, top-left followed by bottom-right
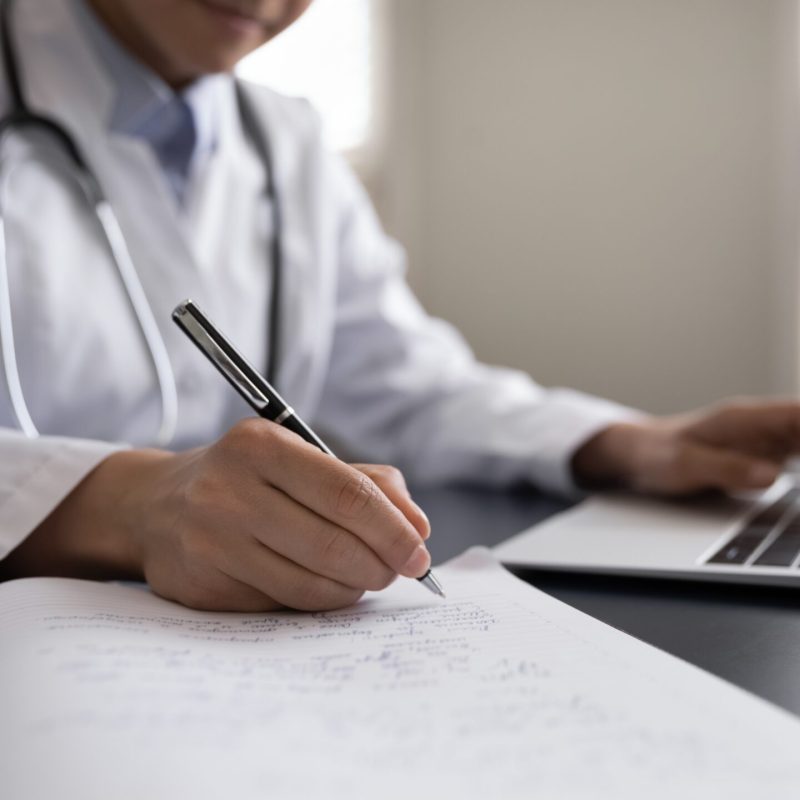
(0, 0), (798, 611)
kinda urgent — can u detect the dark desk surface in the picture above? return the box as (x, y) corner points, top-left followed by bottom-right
(411, 484), (800, 718)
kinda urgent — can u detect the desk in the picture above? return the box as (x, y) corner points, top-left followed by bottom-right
(412, 484), (800, 717)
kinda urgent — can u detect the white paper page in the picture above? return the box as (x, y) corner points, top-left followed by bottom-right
(1, 548), (798, 800)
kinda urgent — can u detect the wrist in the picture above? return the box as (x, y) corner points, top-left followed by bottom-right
(78, 448), (176, 577)
(1, 448), (175, 581)
(570, 422), (646, 490)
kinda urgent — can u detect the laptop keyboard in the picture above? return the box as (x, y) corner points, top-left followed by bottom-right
(706, 488), (800, 568)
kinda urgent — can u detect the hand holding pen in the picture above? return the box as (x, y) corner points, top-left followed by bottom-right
(5, 318), (439, 613)
(172, 299), (445, 601)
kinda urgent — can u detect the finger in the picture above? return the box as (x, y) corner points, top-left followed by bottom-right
(244, 486), (397, 591)
(687, 401), (800, 459)
(234, 422), (430, 578)
(206, 576), (283, 613)
(672, 443), (781, 493)
(219, 540), (365, 611)
(154, 567), (284, 613)
(353, 464), (431, 540)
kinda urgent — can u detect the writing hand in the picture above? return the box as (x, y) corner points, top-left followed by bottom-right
(2, 419), (431, 612)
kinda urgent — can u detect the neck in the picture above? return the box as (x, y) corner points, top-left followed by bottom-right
(86, 0), (195, 90)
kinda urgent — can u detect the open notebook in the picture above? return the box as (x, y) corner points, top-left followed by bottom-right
(1, 548), (799, 799)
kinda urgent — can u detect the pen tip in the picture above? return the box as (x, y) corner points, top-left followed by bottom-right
(419, 570), (446, 599)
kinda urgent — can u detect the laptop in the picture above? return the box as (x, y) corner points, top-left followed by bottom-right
(494, 476), (800, 587)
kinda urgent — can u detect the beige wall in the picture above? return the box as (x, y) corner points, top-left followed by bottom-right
(377, 0), (800, 414)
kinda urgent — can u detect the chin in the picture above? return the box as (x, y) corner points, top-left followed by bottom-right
(190, 52), (244, 75)
(181, 39), (256, 75)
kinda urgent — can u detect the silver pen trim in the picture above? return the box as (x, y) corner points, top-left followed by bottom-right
(274, 406), (294, 425)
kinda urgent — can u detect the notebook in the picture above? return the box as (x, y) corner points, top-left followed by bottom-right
(2, 548), (798, 799)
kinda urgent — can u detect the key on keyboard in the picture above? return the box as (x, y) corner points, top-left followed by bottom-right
(753, 515), (800, 567)
(706, 488), (800, 567)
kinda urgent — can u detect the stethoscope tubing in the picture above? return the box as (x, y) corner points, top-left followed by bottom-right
(0, 0), (281, 447)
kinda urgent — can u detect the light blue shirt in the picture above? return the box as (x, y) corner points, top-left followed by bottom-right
(72, 0), (228, 204)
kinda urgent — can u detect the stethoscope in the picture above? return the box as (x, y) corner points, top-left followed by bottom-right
(0, 0), (282, 447)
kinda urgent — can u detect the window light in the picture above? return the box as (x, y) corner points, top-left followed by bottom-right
(236, 0), (373, 154)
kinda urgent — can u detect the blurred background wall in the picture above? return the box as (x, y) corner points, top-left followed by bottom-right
(243, 0), (800, 415)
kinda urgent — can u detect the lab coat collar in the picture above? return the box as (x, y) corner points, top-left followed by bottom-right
(14, 0), (203, 317)
(69, 0), (226, 163)
(10, 0), (319, 408)
(70, 0), (173, 136)
(15, 0), (115, 144)
(16, 0), (227, 225)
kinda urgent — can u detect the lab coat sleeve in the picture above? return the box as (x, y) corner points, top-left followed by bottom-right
(313, 156), (644, 497)
(0, 429), (125, 560)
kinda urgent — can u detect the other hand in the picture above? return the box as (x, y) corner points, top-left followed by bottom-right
(572, 399), (799, 495)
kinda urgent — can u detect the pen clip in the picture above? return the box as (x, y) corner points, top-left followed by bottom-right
(173, 304), (270, 413)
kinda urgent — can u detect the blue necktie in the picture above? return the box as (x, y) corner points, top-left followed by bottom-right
(144, 97), (197, 205)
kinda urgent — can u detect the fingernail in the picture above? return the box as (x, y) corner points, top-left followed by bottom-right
(402, 544), (431, 577)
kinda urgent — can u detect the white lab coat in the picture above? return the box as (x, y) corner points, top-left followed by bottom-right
(0, 0), (637, 560)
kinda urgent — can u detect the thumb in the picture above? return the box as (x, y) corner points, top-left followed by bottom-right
(678, 443), (780, 493)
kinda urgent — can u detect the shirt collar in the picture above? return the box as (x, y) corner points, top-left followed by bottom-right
(70, 0), (228, 158)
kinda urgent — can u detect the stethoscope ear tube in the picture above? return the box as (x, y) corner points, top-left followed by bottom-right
(0, 136), (180, 446)
(0, 206), (37, 438)
(94, 201), (179, 447)
(0, 0), (281, 447)
(0, 0), (179, 446)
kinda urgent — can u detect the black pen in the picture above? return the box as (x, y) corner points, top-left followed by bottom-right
(172, 299), (445, 599)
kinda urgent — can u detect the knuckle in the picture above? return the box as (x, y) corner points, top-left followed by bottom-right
(387, 525), (419, 564)
(375, 464), (405, 487)
(225, 417), (265, 448)
(385, 464), (405, 481)
(359, 464), (408, 496)
(333, 473), (380, 520)
(219, 419), (299, 481)
(222, 418), (286, 459)
(258, 422), (309, 473)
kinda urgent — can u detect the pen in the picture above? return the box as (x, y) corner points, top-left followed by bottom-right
(172, 299), (446, 599)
